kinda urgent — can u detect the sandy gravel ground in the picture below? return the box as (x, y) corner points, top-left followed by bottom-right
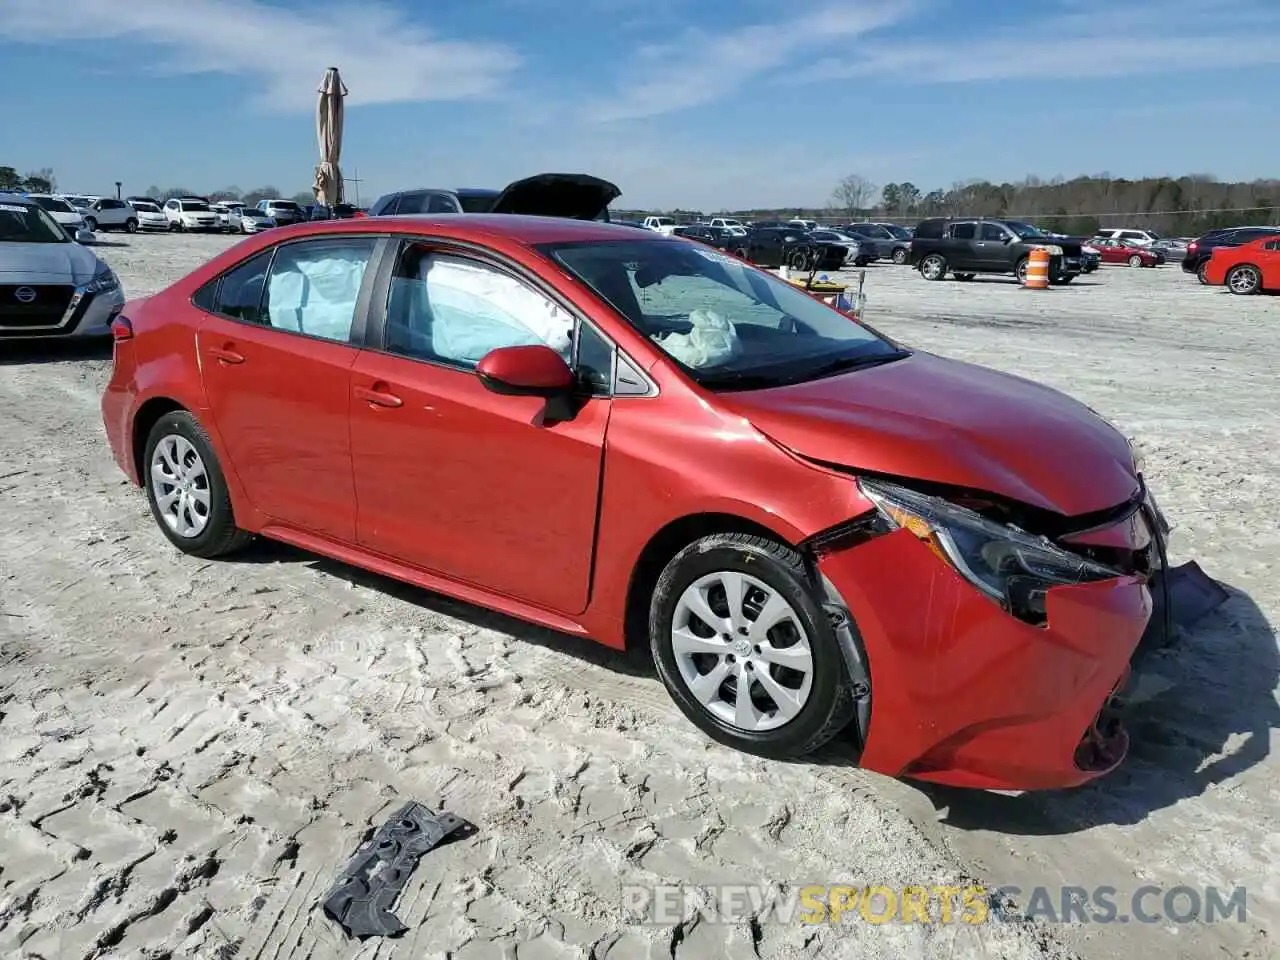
(0, 233), (1276, 960)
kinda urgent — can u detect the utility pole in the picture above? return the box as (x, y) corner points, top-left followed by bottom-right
(115, 181), (122, 199)
(343, 167), (362, 207)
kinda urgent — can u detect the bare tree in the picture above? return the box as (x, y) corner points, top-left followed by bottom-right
(831, 174), (877, 218)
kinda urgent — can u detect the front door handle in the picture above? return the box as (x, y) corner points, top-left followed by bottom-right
(354, 383), (403, 408)
(208, 345), (245, 364)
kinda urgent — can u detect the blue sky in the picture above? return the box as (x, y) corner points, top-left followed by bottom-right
(1, 0), (1278, 210)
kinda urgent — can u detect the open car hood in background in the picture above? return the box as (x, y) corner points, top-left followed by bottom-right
(489, 173), (621, 220)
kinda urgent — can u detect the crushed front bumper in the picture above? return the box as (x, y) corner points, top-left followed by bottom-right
(818, 529), (1151, 790)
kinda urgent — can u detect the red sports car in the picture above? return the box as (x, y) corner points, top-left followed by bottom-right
(1090, 237), (1161, 267)
(101, 179), (1169, 791)
(1202, 235), (1280, 294)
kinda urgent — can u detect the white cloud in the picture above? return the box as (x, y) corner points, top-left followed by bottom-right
(793, 0), (1280, 84)
(0, 0), (520, 111)
(582, 0), (919, 122)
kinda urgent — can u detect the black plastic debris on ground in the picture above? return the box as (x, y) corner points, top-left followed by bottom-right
(321, 801), (474, 939)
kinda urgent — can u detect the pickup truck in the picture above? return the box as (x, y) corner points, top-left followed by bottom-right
(908, 217), (1085, 284)
(642, 215), (679, 235)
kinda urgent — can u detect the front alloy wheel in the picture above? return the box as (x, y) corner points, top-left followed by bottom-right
(650, 533), (859, 758)
(1128, 254), (1143, 267)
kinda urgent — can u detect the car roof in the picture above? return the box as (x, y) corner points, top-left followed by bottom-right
(274, 213), (669, 245)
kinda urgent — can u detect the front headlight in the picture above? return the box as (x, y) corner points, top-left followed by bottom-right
(858, 478), (1122, 625)
(84, 264), (120, 294)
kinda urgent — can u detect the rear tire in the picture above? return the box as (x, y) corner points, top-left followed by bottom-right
(649, 533), (857, 759)
(891, 247), (908, 265)
(124, 218), (138, 233)
(788, 248), (812, 271)
(1226, 264), (1262, 295)
(919, 253), (947, 281)
(84, 216), (98, 232)
(144, 411), (251, 559)
(1197, 262), (1209, 284)
(1128, 254), (1143, 267)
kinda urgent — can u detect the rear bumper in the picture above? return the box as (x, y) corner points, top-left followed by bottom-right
(818, 529), (1150, 790)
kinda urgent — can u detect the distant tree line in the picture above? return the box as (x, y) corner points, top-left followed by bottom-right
(621, 173), (1280, 238)
(1, 166), (313, 207)
(0, 165), (56, 193)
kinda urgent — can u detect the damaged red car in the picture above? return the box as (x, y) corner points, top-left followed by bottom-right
(101, 173), (1171, 790)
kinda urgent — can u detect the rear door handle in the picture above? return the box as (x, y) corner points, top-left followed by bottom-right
(354, 383), (403, 408)
(208, 345), (245, 364)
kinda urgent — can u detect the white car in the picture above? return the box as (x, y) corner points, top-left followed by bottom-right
(163, 197), (220, 232)
(25, 194), (90, 236)
(209, 203), (237, 232)
(128, 200), (169, 232)
(641, 215), (679, 235)
(0, 194), (126, 339)
(236, 208), (276, 233)
(708, 217), (746, 231)
(1094, 228), (1161, 247)
(80, 197), (139, 233)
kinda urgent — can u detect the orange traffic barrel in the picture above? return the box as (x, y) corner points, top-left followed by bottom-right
(1023, 247), (1050, 289)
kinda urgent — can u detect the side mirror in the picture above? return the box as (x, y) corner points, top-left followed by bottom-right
(476, 345), (574, 398)
(75, 228), (95, 243)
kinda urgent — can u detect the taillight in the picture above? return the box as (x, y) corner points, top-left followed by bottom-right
(1188, 242), (1198, 252)
(110, 315), (133, 341)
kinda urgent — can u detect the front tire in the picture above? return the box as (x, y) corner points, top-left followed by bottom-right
(787, 248), (812, 271)
(1226, 264), (1262, 295)
(649, 533), (857, 759)
(144, 411), (251, 558)
(919, 253), (947, 281)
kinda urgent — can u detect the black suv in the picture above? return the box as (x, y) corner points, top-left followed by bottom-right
(1183, 226), (1280, 282)
(909, 218), (1085, 283)
(729, 226), (846, 271)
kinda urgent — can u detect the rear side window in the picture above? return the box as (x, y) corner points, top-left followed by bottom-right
(262, 237), (378, 343)
(213, 250), (275, 323)
(980, 223), (1007, 241)
(426, 193), (460, 214)
(395, 192), (430, 215)
(1234, 228), (1280, 243)
(950, 223), (976, 240)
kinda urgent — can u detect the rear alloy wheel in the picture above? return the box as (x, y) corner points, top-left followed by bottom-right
(788, 248), (812, 271)
(650, 534), (858, 758)
(891, 247), (908, 265)
(919, 254), (947, 281)
(145, 411), (251, 558)
(124, 218), (138, 233)
(1128, 254), (1143, 267)
(1197, 262), (1209, 285)
(1226, 264), (1262, 295)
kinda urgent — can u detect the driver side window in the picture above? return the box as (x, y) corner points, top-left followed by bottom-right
(384, 244), (576, 371)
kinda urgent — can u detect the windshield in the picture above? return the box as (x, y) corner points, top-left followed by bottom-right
(32, 196), (75, 213)
(271, 200), (301, 210)
(540, 238), (903, 391)
(1004, 220), (1050, 238)
(0, 202), (71, 243)
(133, 202), (160, 212)
(181, 201), (211, 211)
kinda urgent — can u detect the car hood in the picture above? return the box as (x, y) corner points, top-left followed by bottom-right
(718, 351), (1139, 516)
(0, 241), (100, 285)
(489, 173), (621, 220)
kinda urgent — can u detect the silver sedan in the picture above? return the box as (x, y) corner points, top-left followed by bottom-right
(0, 194), (127, 339)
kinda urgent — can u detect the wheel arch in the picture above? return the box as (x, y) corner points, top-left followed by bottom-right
(131, 396), (188, 484)
(622, 512), (793, 653)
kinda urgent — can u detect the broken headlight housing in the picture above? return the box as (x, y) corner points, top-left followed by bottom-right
(858, 478), (1123, 626)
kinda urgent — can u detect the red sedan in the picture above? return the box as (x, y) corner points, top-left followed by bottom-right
(1202, 235), (1280, 294)
(101, 183), (1168, 791)
(1090, 237), (1161, 267)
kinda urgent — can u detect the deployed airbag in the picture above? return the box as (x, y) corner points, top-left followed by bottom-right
(654, 308), (741, 368)
(267, 252), (368, 340)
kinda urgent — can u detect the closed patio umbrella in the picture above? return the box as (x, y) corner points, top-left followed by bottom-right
(313, 67), (347, 209)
